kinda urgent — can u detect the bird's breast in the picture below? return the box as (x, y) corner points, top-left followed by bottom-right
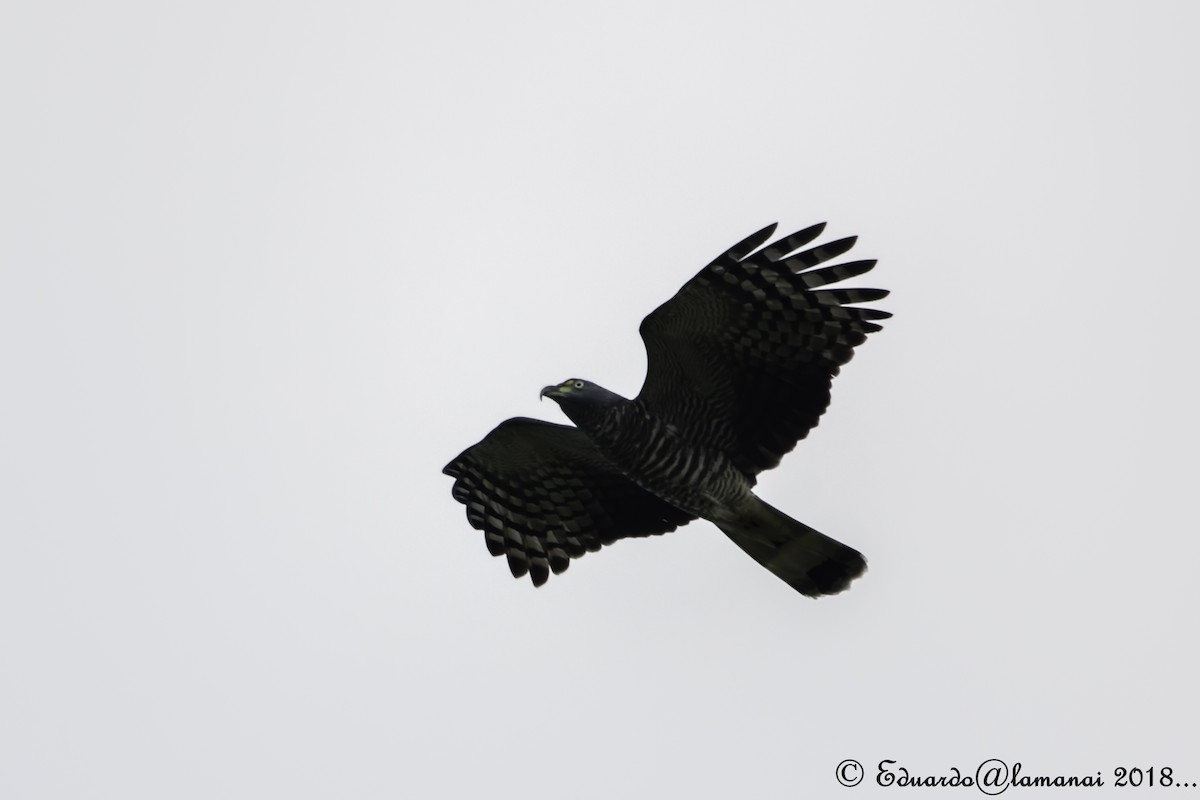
(590, 404), (749, 518)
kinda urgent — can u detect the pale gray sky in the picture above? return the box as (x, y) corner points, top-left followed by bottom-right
(3, 1), (1198, 797)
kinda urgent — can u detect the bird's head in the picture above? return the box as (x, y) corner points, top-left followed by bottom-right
(540, 378), (626, 428)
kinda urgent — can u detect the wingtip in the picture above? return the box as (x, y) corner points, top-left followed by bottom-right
(823, 235), (858, 255)
(710, 223), (780, 266)
(505, 549), (530, 579)
(747, 222), (779, 247)
(801, 222), (828, 242)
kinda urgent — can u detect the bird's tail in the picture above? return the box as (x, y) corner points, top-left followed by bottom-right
(714, 497), (866, 597)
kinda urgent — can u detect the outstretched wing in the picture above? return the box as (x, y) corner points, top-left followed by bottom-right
(443, 417), (696, 586)
(637, 223), (889, 478)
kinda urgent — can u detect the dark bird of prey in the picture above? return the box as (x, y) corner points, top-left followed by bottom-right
(443, 222), (888, 597)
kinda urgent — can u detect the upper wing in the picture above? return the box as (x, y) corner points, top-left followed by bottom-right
(636, 223), (889, 478)
(443, 417), (697, 586)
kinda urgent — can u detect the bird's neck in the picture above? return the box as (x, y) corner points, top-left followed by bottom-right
(558, 395), (622, 433)
(573, 399), (651, 457)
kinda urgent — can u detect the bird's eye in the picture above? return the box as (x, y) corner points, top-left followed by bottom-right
(573, 380), (585, 389)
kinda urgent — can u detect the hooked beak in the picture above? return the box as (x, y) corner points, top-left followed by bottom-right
(540, 384), (560, 401)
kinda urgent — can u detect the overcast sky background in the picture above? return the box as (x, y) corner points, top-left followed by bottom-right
(3, 2), (1198, 797)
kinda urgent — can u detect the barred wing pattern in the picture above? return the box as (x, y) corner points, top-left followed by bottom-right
(637, 223), (889, 478)
(443, 418), (696, 586)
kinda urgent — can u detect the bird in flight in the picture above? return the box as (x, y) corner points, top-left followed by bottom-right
(443, 222), (888, 597)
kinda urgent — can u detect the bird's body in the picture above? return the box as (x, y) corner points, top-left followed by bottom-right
(570, 392), (749, 519)
(444, 222), (888, 597)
